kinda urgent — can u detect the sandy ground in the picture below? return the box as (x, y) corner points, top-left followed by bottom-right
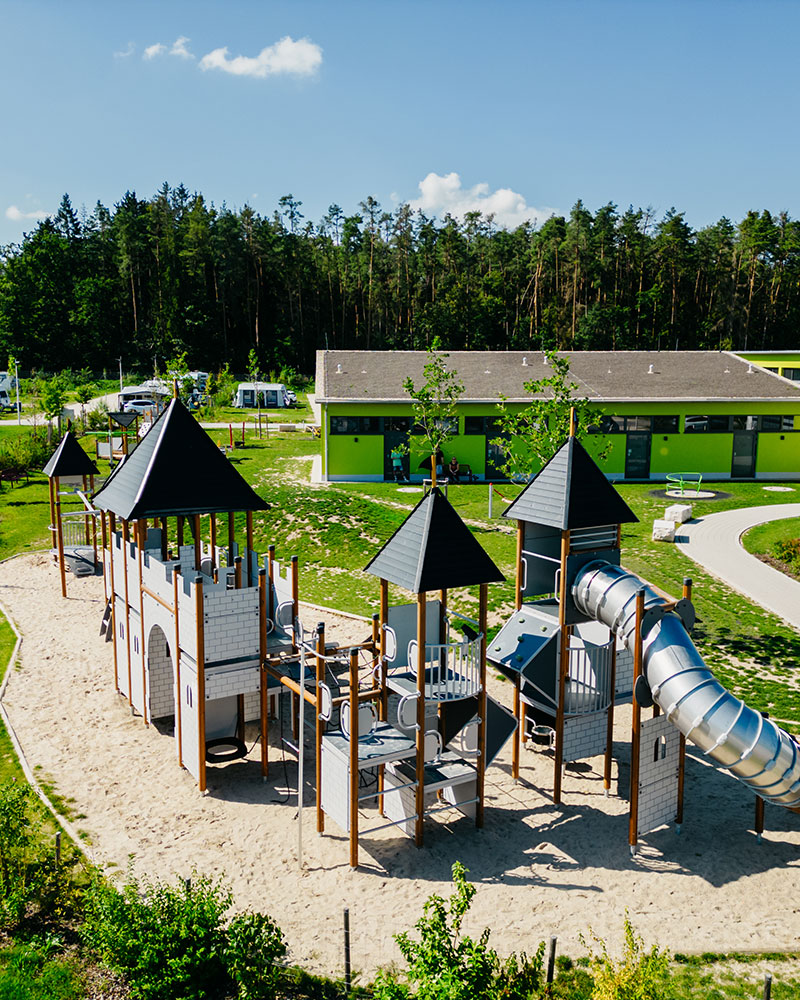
(2, 552), (800, 978)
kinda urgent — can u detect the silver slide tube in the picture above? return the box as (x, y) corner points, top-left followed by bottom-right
(573, 561), (800, 808)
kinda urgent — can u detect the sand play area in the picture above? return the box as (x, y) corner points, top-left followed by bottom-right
(2, 552), (800, 977)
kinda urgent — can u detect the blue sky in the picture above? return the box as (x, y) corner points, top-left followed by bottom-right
(2, 0), (799, 245)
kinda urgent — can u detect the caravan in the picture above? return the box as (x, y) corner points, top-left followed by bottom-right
(232, 382), (295, 409)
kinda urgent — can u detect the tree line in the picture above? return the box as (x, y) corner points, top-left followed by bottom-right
(1, 183), (798, 375)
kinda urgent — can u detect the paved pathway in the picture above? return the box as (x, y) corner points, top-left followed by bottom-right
(675, 502), (800, 629)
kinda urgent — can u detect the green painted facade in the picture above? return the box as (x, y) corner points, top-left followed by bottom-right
(739, 351), (800, 381)
(321, 397), (800, 483)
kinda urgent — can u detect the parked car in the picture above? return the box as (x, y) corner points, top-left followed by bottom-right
(122, 399), (158, 416)
(285, 388), (298, 406)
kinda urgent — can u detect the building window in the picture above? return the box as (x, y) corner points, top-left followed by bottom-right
(384, 417), (411, 433)
(596, 416), (624, 434)
(761, 415), (795, 432)
(783, 368), (800, 381)
(464, 416), (485, 435)
(330, 416), (382, 434)
(652, 415), (679, 434)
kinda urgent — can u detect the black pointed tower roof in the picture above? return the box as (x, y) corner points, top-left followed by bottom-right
(43, 431), (99, 478)
(92, 399), (268, 520)
(502, 436), (638, 529)
(364, 487), (504, 592)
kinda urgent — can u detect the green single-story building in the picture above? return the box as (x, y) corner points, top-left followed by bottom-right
(314, 350), (800, 483)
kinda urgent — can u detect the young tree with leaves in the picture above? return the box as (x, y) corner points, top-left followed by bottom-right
(247, 348), (264, 439)
(402, 350), (464, 486)
(491, 351), (607, 482)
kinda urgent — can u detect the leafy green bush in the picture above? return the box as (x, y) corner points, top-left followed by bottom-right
(0, 781), (73, 930)
(86, 400), (109, 431)
(0, 431), (53, 477)
(225, 910), (287, 999)
(82, 871), (232, 1000)
(373, 861), (544, 1000)
(583, 915), (671, 1000)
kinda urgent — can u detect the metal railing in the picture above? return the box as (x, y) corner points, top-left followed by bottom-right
(564, 637), (614, 715)
(406, 635), (482, 700)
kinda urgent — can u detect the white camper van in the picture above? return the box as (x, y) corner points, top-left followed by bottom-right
(232, 382), (294, 408)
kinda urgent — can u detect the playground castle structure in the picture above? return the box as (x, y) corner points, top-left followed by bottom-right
(46, 403), (800, 866)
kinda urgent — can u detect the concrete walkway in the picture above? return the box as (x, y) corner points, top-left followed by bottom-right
(675, 502), (800, 630)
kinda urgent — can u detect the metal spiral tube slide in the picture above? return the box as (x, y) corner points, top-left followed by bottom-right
(573, 561), (800, 808)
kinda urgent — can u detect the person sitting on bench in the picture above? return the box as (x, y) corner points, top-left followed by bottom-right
(448, 455), (461, 483)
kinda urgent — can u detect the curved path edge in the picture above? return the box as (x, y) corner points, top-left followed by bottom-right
(674, 502), (800, 631)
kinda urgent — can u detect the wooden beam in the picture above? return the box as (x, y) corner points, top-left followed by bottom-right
(553, 529), (570, 805)
(195, 575), (207, 792)
(177, 515), (184, 550)
(108, 513), (120, 694)
(193, 514), (201, 572)
(349, 646), (360, 869)
(415, 593), (426, 847)
(267, 545), (275, 623)
(209, 515), (216, 570)
(54, 476), (67, 598)
(228, 511), (236, 563)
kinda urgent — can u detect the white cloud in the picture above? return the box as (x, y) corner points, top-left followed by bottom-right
(409, 171), (556, 229)
(6, 205), (48, 222)
(170, 36), (194, 60)
(199, 36), (322, 78)
(114, 42), (135, 59)
(143, 42), (166, 60)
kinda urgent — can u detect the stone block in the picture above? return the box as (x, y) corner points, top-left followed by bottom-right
(665, 503), (692, 523)
(652, 519), (676, 542)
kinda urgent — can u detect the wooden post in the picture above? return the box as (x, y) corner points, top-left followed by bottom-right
(415, 593), (427, 847)
(316, 622), (326, 833)
(108, 513), (120, 693)
(173, 567), (183, 767)
(209, 514), (216, 570)
(553, 530), (570, 805)
(476, 583), (488, 827)
(193, 514), (202, 572)
(48, 478), (56, 552)
(236, 694), (245, 742)
(348, 646), (360, 868)
(629, 588), (645, 851)
(195, 575), (207, 792)
(676, 576), (692, 827)
(82, 474), (90, 545)
(54, 475), (67, 598)
(258, 568), (269, 779)
(379, 578), (389, 723)
(234, 555), (242, 590)
(755, 794), (765, 843)
(160, 516), (169, 562)
(177, 515), (184, 551)
(122, 519), (133, 706)
(515, 520), (525, 610)
(246, 511), (254, 587)
(137, 519), (149, 725)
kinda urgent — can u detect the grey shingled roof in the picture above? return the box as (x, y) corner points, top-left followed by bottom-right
(315, 350), (800, 403)
(43, 431), (99, 478)
(364, 486), (504, 592)
(502, 437), (638, 530)
(92, 399), (268, 520)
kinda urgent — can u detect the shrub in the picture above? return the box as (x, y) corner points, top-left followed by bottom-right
(583, 915), (671, 1000)
(82, 871), (232, 1000)
(774, 537), (800, 572)
(225, 910), (287, 999)
(87, 401), (109, 431)
(373, 862), (544, 1000)
(0, 781), (73, 930)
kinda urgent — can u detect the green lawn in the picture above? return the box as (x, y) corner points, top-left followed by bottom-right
(742, 516), (800, 558)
